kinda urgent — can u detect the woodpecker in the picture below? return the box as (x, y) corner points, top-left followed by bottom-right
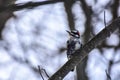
(66, 30), (82, 71)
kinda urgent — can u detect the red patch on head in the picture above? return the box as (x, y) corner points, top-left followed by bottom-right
(77, 31), (80, 36)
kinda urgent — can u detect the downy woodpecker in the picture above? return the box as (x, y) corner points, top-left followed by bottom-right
(66, 30), (82, 71)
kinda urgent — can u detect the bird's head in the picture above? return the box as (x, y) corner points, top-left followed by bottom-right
(66, 30), (80, 38)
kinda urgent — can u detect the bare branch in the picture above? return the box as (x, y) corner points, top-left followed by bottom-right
(110, 0), (119, 19)
(38, 65), (50, 80)
(48, 17), (120, 80)
(64, 0), (75, 30)
(0, 0), (64, 12)
(38, 65), (45, 80)
(41, 69), (50, 78)
(104, 11), (107, 27)
(105, 70), (111, 80)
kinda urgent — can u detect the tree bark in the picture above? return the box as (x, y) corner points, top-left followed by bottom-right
(0, 0), (16, 39)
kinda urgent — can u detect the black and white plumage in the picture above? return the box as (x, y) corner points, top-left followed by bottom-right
(66, 30), (82, 71)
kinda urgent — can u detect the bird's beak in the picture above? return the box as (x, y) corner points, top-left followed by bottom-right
(66, 30), (71, 35)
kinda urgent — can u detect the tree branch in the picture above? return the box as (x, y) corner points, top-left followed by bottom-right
(64, 0), (75, 30)
(105, 70), (111, 80)
(48, 17), (120, 80)
(0, 0), (64, 12)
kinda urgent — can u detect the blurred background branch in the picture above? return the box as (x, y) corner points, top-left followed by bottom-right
(0, 0), (64, 12)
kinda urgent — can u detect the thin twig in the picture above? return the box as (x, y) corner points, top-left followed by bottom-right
(104, 11), (107, 27)
(105, 70), (111, 80)
(41, 69), (50, 78)
(38, 65), (50, 80)
(38, 65), (44, 80)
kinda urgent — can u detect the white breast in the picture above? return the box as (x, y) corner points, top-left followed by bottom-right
(69, 37), (81, 50)
(74, 38), (81, 50)
(75, 42), (81, 50)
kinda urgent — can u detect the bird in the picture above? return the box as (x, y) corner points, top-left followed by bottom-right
(66, 30), (82, 71)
